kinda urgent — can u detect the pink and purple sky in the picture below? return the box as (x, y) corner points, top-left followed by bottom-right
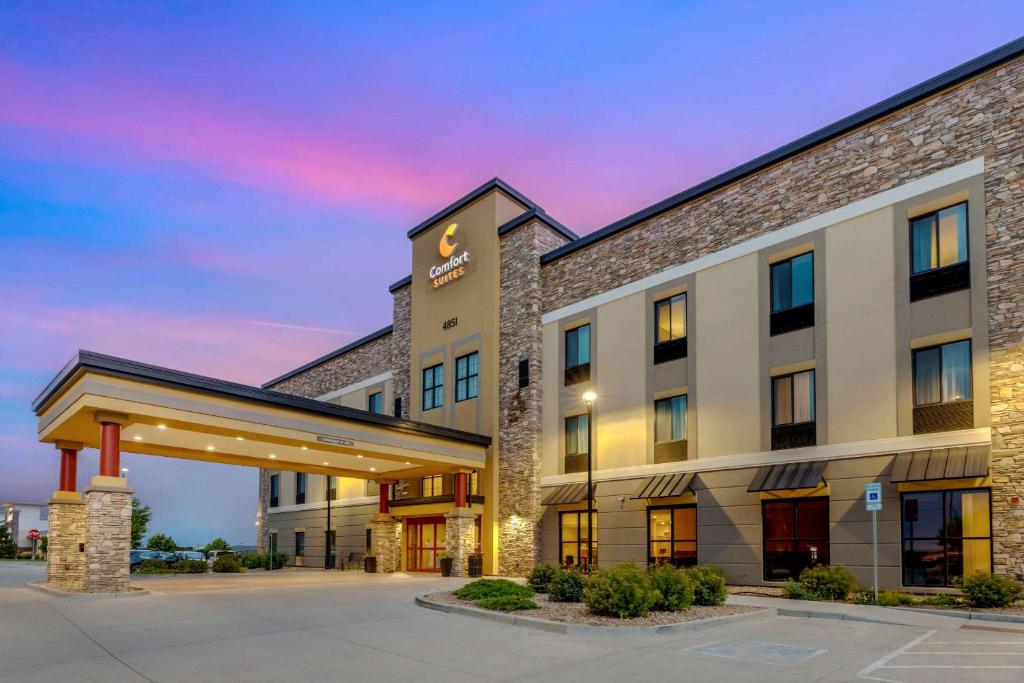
(2, 3), (1023, 547)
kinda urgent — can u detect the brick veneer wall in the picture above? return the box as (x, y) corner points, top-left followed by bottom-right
(391, 285), (412, 419)
(497, 220), (571, 575)
(265, 332), (393, 398)
(539, 58), (1024, 578)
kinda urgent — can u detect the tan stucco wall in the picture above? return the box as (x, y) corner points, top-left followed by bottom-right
(593, 292), (646, 470)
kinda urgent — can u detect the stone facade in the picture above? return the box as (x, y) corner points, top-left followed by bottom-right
(391, 284), (412, 420)
(266, 330), (392, 398)
(45, 496), (86, 591)
(444, 508), (476, 577)
(370, 514), (401, 573)
(496, 220), (571, 576)
(257, 468), (271, 552)
(83, 481), (133, 593)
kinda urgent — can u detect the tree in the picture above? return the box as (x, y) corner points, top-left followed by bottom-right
(204, 537), (231, 553)
(146, 533), (177, 552)
(0, 524), (16, 559)
(131, 499), (152, 549)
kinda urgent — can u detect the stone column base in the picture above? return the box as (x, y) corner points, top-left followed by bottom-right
(445, 508), (476, 578)
(45, 491), (87, 591)
(83, 476), (133, 593)
(370, 513), (401, 573)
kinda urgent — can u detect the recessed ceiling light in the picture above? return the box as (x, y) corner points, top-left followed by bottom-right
(405, 461), (411, 465)
(269, 454), (277, 459)
(133, 435), (142, 441)
(236, 436), (244, 441)
(157, 424), (167, 430)
(356, 454), (364, 458)
(206, 445), (215, 451)
(301, 446), (308, 450)
(322, 461), (329, 466)
(369, 467), (376, 472)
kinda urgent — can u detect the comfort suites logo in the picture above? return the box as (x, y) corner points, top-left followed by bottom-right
(428, 222), (471, 289)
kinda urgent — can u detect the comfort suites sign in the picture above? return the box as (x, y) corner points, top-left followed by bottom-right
(428, 222), (471, 289)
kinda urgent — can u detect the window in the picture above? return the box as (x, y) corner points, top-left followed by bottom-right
(910, 202), (969, 300)
(654, 395), (688, 463)
(367, 392), (383, 414)
(422, 474), (444, 497)
(469, 470), (479, 496)
(771, 369), (816, 449)
(770, 252), (814, 335)
(559, 510), (597, 569)
(295, 473), (306, 505)
(912, 340), (973, 433)
(762, 498), (829, 581)
(365, 479), (380, 497)
(327, 475), (337, 500)
(564, 414), (589, 473)
(269, 475), (279, 508)
(455, 352), (479, 402)
(393, 397), (402, 417)
(654, 293), (687, 363)
(902, 489), (991, 587)
(648, 505), (697, 567)
(422, 364), (444, 410)
(518, 359), (529, 388)
(39, 507), (48, 521)
(294, 531), (305, 558)
(564, 324), (591, 385)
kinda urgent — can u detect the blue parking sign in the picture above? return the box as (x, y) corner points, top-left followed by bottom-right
(865, 482), (883, 511)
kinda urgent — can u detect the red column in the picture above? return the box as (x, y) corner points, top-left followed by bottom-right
(454, 472), (469, 508)
(99, 422), (121, 477)
(378, 481), (391, 514)
(59, 448), (78, 492)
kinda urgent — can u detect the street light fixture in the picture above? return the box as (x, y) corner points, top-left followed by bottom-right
(581, 390), (597, 573)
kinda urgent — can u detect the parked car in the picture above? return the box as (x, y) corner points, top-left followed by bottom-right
(129, 549), (168, 572)
(175, 550), (205, 562)
(206, 549), (236, 566)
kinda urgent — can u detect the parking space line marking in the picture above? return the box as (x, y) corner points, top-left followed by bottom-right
(880, 665), (1024, 669)
(904, 651), (1024, 655)
(926, 641), (1024, 645)
(857, 630), (936, 683)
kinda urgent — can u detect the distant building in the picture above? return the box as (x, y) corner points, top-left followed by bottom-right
(3, 502), (48, 551)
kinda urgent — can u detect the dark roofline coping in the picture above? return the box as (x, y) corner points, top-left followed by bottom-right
(33, 350), (491, 447)
(497, 208), (578, 242)
(540, 35), (1024, 265)
(388, 275), (412, 293)
(407, 177), (541, 239)
(261, 325), (393, 388)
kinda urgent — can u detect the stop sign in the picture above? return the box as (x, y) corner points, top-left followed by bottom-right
(27, 529), (40, 540)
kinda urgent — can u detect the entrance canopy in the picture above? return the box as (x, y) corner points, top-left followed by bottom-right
(32, 351), (490, 480)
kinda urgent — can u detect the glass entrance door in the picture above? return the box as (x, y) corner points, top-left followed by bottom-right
(405, 516), (447, 572)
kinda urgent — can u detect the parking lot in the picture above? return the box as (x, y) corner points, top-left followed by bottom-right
(1, 562), (1022, 682)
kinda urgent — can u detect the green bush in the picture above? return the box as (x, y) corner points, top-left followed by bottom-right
(783, 579), (814, 600)
(877, 590), (914, 607)
(176, 559), (209, 574)
(583, 564), (659, 618)
(475, 595), (539, 612)
(528, 563), (560, 593)
(269, 551), (288, 570)
(138, 559), (168, 571)
(649, 565), (694, 612)
(798, 565), (857, 601)
(958, 572), (1023, 608)
(454, 579), (532, 601)
(548, 569), (586, 603)
(915, 593), (960, 607)
(17, 551), (33, 560)
(687, 565), (728, 606)
(212, 554), (243, 573)
(241, 553), (265, 569)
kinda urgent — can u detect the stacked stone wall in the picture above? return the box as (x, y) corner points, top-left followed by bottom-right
(45, 499), (86, 591)
(445, 509), (476, 578)
(267, 331), (392, 398)
(83, 487), (133, 593)
(391, 285), (412, 419)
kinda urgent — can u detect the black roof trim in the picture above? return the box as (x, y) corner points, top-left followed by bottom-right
(496, 208), (578, 242)
(407, 177), (541, 239)
(541, 35), (1024, 265)
(33, 350), (491, 447)
(388, 275), (412, 293)
(262, 326), (393, 388)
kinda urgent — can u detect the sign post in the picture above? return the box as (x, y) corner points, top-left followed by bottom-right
(864, 483), (883, 603)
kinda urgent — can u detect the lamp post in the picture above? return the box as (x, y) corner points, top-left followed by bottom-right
(325, 475), (333, 569)
(582, 390), (597, 573)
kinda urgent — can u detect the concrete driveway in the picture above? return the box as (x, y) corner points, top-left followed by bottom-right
(1, 563), (1022, 682)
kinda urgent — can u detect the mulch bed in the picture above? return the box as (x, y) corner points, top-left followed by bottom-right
(429, 591), (760, 627)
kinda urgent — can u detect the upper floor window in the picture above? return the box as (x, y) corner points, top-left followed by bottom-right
(654, 394), (688, 464)
(422, 474), (443, 497)
(367, 392), (383, 414)
(295, 472), (306, 505)
(654, 293), (687, 363)
(565, 324), (591, 385)
(269, 474), (279, 508)
(468, 470), (479, 496)
(910, 202), (969, 300)
(912, 339), (973, 433)
(771, 369), (816, 449)
(770, 252), (814, 335)
(422, 363), (444, 410)
(564, 414), (589, 473)
(455, 352), (480, 402)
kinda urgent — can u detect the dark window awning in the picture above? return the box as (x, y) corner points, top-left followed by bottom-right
(541, 482), (595, 505)
(889, 445), (990, 483)
(748, 461), (826, 492)
(633, 472), (695, 499)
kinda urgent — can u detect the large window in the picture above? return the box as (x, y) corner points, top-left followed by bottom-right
(422, 363), (444, 410)
(564, 414), (589, 473)
(294, 531), (305, 558)
(564, 324), (591, 385)
(770, 252), (814, 335)
(559, 510), (597, 569)
(295, 472), (306, 505)
(762, 498), (829, 581)
(367, 391), (383, 414)
(455, 352), (479, 402)
(902, 488), (991, 587)
(269, 474), (279, 508)
(422, 474), (444, 498)
(771, 369), (816, 449)
(910, 202), (969, 300)
(648, 505), (697, 567)
(912, 340), (973, 433)
(654, 293), (687, 363)
(654, 394), (688, 463)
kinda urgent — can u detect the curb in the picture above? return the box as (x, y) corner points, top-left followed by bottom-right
(415, 595), (773, 636)
(775, 607), (916, 626)
(895, 606), (1024, 625)
(25, 582), (150, 600)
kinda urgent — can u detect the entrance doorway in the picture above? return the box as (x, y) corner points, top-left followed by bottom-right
(406, 516), (447, 572)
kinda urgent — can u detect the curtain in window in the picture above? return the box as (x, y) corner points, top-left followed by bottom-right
(942, 340), (971, 402)
(671, 395), (686, 440)
(773, 375), (793, 425)
(914, 347), (941, 405)
(657, 301), (672, 342)
(655, 399), (672, 443)
(578, 414), (589, 453)
(793, 371), (814, 423)
(577, 325), (590, 365)
(937, 204), (968, 268)
(771, 260), (791, 312)
(670, 294), (685, 338)
(791, 253), (813, 307)
(566, 418), (578, 454)
(911, 215), (936, 274)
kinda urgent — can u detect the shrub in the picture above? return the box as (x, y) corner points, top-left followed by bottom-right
(475, 595), (539, 612)
(583, 564), (659, 618)
(454, 579), (532, 601)
(212, 554), (243, 573)
(649, 565), (694, 611)
(138, 559), (168, 571)
(878, 590), (914, 607)
(783, 579), (814, 600)
(269, 551), (288, 570)
(241, 553), (266, 569)
(17, 551), (33, 560)
(958, 572), (1023, 608)
(176, 559), (209, 574)
(548, 569), (586, 603)
(798, 565), (857, 601)
(915, 593), (960, 607)
(528, 563), (560, 593)
(687, 565), (728, 606)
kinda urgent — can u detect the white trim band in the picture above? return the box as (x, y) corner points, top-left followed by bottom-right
(315, 372), (393, 402)
(267, 496), (378, 514)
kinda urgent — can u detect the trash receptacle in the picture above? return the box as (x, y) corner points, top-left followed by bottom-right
(468, 554), (483, 578)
